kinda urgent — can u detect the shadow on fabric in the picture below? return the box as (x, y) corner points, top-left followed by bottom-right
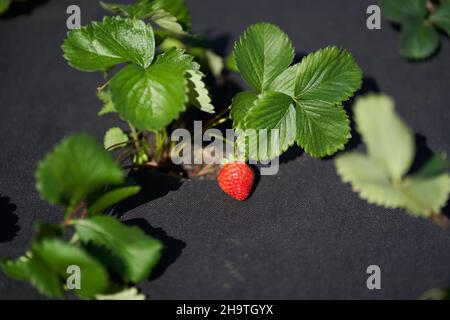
(124, 218), (186, 281)
(111, 169), (183, 219)
(0, 196), (19, 242)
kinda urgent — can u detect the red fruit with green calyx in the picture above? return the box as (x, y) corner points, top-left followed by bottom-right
(217, 161), (254, 201)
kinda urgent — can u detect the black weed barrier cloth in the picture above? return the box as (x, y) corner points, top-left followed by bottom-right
(0, 0), (450, 300)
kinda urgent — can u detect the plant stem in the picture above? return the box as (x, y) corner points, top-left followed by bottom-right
(97, 79), (111, 92)
(128, 122), (143, 158)
(154, 128), (168, 162)
(106, 140), (136, 152)
(204, 107), (230, 131)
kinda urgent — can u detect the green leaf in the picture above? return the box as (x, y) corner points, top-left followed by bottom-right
(238, 91), (296, 161)
(33, 239), (109, 299)
(147, 8), (185, 34)
(101, 0), (191, 31)
(354, 94), (414, 180)
(379, 0), (427, 23)
(104, 127), (129, 151)
(294, 46), (362, 104)
(109, 63), (187, 131)
(230, 91), (258, 129)
(153, 47), (199, 71)
(74, 216), (163, 283)
(400, 16), (440, 59)
(414, 152), (450, 178)
(335, 152), (405, 208)
(187, 70), (214, 114)
(234, 23), (294, 92)
(335, 94), (450, 217)
(62, 17), (155, 72)
(96, 287), (146, 300)
(1, 254), (64, 298)
(268, 65), (298, 96)
(35, 134), (124, 210)
(225, 54), (239, 72)
(205, 50), (224, 77)
(1, 256), (32, 281)
(152, 0), (192, 31)
(97, 91), (116, 116)
(295, 100), (351, 157)
(0, 0), (11, 14)
(87, 185), (140, 215)
(430, 3), (450, 36)
(34, 223), (64, 242)
(401, 174), (450, 216)
(25, 255), (65, 298)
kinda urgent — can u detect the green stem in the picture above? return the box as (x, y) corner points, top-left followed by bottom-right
(203, 108), (230, 131)
(154, 128), (168, 162)
(128, 122), (143, 154)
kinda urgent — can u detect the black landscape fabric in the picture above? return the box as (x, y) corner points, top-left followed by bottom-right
(0, 0), (450, 299)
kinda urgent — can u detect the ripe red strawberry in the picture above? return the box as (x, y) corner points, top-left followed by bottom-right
(217, 161), (254, 201)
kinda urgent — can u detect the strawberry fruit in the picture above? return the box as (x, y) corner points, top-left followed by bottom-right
(217, 161), (254, 201)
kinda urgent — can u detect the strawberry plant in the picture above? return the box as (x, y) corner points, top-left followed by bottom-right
(335, 94), (450, 218)
(62, 0), (215, 168)
(379, 0), (450, 59)
(1, 134), (162, 299)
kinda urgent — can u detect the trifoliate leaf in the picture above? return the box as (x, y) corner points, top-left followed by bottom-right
(35, 134), (124, 211)
(0, 0), (11, 14)
(33, 239), (109, 299)
(96, 287), (146, 300)
(87, 185), (140, 215)
(335, 94), (450, 217)
(97, 91), (116, 116)
(268, 65), (298, 96)
(104, 127), (129, 151)
(295, 100), (351, 157)
(62, 16), (155, 72)
(187, 70), (214, 114)
(109, 63), (187, 131)
(400, 16), (440, 59)
(74, 216), (163, 283)
(230, 91), (258, 129)
(231, 26), (361, 159)
(430, 3), (450, 37)
(294, 46), (362, 104)
(379, 0), (427, 24)
(237, 91), (296, 161)
(335, 152), (405, 208)
(205, 50), (224, 77)
(354, 94), (414, 180)
(234, 23), (294, 92)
